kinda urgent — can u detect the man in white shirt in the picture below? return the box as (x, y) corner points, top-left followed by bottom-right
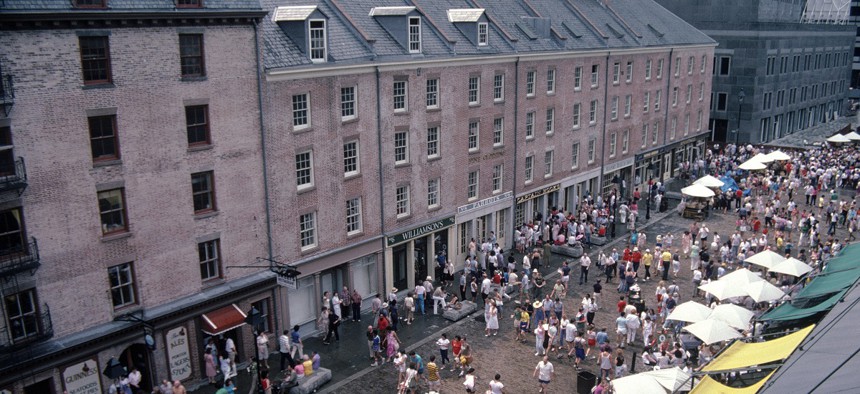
(127, 368), (141, 390)
(489, 373), (505, 394)
(279, 329), (294, 371)
(225, 337), (237, 364)
(533, 355), (554, 393)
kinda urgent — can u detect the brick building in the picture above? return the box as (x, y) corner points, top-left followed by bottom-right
(0, 0), (715, 392)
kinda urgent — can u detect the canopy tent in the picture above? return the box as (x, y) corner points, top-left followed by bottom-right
(644, 367), (692, 392)
(693, 175), (725, 188)
(683, 319), (742, 345)
(764, 150), (791, 161)
(769, 257), (812, 277)
(611, 373), (668, 394)
(791, 268), (859, 302)
(745, 280), (785, 303)
(690, 371), (775, 394)
(719, 268), (764, 286)
(699, 280), (749, 301)
(681, 183), (716, 198)
(702, 325), (814, 372)
(709, 304), (756, 330)
(719, 174), (746, 195)
(759, 289), (848, 322)
(844, 131), (860, 141)
(749, 152), (773, 164)
(826, 134), (851, 143)
(738, 160), (767, 171)
(667, 301), (714, 323)
(744, 250), (785, 270)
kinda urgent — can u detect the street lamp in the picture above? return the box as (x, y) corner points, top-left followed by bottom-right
(645, 163), (654, 220)
(735, 88), (745, 145)
(611, 174), (620, 238)
(245, 306), (265, 394)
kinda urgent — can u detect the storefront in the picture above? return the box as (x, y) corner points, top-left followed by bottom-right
(455, 192), (513, 258)
(601, 157), (635, 201)
(514, 183), (561, 230)
(559, 168), (600, 214)
(635, 131), (710, 185)
(384, 216), (455, 293)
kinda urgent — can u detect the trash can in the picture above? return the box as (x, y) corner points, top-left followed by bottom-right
(577, 370), (597, 394)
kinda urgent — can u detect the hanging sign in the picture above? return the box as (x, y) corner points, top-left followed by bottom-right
(166, 326), (192, 381)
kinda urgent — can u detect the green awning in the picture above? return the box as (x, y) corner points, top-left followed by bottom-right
(760, 289), (848, 322)
(792, 268), (860, 305)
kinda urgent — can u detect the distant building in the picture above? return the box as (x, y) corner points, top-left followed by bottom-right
(657, 0), (855, 143)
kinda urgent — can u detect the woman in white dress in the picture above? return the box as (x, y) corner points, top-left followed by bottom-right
(485, 299), (500, 336)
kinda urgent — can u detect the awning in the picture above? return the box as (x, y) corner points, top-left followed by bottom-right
(702, 325), (814, 372)
(691, 371), (775, 394)
(201, 304), (247, 336)
(792, 269), (858, 302)
(760, 290), (847, 322)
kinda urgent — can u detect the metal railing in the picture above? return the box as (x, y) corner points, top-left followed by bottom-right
(0, 304), (53, 352)
(0, 237), (40, 278)
(0, 157), (27, 193)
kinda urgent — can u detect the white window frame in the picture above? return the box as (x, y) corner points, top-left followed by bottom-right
(622, 129), (629, 154)
(477, 22), (488, 46)
(612, 62), (620, 84)
(427, 126), (440, 159)
(493, 74), (504, 102)
(701, 54), (706, 73)
(292, 93), (310, 130)
(343, 140), (360, 177)
(674, 57), (680, 76)
(571, 142), (580, 169)
(574, 66), (582, 91)
(655, 89), (662, 111)
(684, 113), (690, 136)
(468, 76), (480, 105)
(394, 131), (409, 164)
(625, 61), (633, 83)
(686, 84), (692, 104)
(589, 100), (597, 125)
(587, 139), (596, 164)
(544, 150), (554, 178)
(295, 150), (314, 190)
(624, 95), (631, 117)
(610, 96), (618, 120)
(340, 86), (356, 121)
(591, 64), (599, 87)
(525, 111), (535, 139)
(346, 197), (363, 235)
(427, 178), (439, 208)
(670, 116), (677, 140)
(641, 124), (648, 148)
(697, 110), (703, 131)
(493, 117), (504, 146)
(426, 78), (439, 109)
(643, 91), (650, 112)
(468, 170), (479, 200)
(408, 17), (422, 53)
(524, 155), (534, 183)
(687, 56), (694, 75)
(672, 87), (678, 107)
(645, 59), (652, 80)
(545, 108), (555, 135)
(546, 68), (556, 94)
(572, 103), (581, 129)
(609, 132), (617, 157)
(699, 82), (704, 102)
(492, 164), (503, 193)
(652, 122), (659, 145)
(396, 185), (410, 217)
(657, 59), (664, 79)
(309, 20), (327, 63)
(393, 80), (407, 112)
(526, 71), (535, 97)
(299, 211), (317, 250)
(468, 121), (479, 152)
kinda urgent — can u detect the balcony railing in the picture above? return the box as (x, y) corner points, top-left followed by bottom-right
(0, 62), (12, 117)
(0, 237), (40, 278)
(0, 157), (27, 194)
(0, 304), (53, 353)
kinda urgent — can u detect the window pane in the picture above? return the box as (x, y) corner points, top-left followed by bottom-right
(98, 189), (126, 234)
(179, 34), (205, 77)
(88, 115), (118, 161)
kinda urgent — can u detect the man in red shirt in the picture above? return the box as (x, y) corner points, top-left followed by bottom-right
(631, 247), (642, 275)
(617, 296), (627, 313)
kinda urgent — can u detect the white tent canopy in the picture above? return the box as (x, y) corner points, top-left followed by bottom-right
(693, 175), (725, 188)
(611, 373), (669, 394)
(699, 280), (749, 301)
(644, 367), (693, 392)
(827, 134), (851, 143)
(720, 268), (764, 286)
(751, 152), (774, 164)
(746, 280), (785, 303)
(667, 301), (713, 323)
(765, 150), (791, 161)
(709, 303), (756, 330)
(770, 257), (813, 277)
(745, 250), (786, 270)
(681, 184), (716, 198)
(844, 131), (860, 141)
(739, 159), (767, 171)
(683, 319), (742, 344)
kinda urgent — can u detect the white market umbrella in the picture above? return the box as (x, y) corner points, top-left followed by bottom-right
(611, 373), (669, 394)
(739, 159), (767, 171)
(844, 131), (860, 141)
(745, 249), (786, 270)
(667, 301), (713, 323)
(827, 134), (851, 143)
(699, 280), (749, 300)
(693, 175), (725, 188)
(681, 184), (716, 198)
(769, 257), (813, 277)
(642, 367), (693, 392)
(751, 152), (774, 164)
(683, 319), (742, 345)
(709, 304), (755, 330)
(719, 268), (764, 286)
(746, 280), (785, 303)
(765, 150), (791, 161)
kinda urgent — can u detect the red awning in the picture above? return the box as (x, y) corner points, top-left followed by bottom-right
(201, 304), (247, 336)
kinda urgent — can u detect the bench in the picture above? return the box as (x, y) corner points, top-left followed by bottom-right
(590, 236), (608, 246)
(550, 244), (584, 259)
(288, 367), (332, 394)
(442, 300), (479, 322)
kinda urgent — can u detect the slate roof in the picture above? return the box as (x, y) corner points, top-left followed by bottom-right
(258, 0), (715, 71)
(0, 0), (261, 11)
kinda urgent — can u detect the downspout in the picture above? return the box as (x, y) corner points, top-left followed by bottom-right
(509, 57), (521, 245)
(661, 48), (674, 183)
(375, 67), (387, 288)
(597, 52), (611, 195)
(253, 19), (278, 334)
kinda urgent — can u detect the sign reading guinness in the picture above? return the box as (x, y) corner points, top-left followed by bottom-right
(516, 183), (560, 204)
(63, 359), (101, 394)
(387, 216), (455, 247)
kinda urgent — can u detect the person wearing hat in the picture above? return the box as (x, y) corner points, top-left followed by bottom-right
(642, 248), (653, 281)
(631, 247), (642, 276)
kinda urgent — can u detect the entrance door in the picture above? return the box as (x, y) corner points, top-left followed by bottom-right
(392, 244), (408, 291)
(120, 344), (153, 392)
(320, 268), (345, 300)
(476, 215), (488, 242)
(662, 153), (672, 180)
(414, 236), (428, 285)
(24, 379), (54, 394)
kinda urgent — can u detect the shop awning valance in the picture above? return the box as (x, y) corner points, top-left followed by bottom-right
(701, 325), (814, 372)
(760, 290), (848, 322)
(201, 304), (247, 336)
(691, 371), (775, 394)
(792, 269), (859, 302)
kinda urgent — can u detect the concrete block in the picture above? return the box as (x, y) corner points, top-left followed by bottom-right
(442, 300), (478, 321)
(289, 367), (332, 394)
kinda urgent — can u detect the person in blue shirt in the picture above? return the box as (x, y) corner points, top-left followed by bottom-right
(408, 350), (425, 385)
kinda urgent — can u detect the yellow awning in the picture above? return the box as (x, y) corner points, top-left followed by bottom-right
(702, 325), (814, 372)
(691, 371), (775, 394)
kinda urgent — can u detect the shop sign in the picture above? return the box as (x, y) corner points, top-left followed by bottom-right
(166, 326), (192, 381)
(457, 191), (512, 215)
(62, 358), (101, 394)
(516, 183), (560, 204)
(277, 275), (298, 290)
(604, 157), (635, 173)
(468, 150), (505, 164)
(387, 216), (455, 247)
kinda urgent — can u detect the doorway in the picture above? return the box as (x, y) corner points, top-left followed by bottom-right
(662, 153), (672, 181)
(24, 379), (53, 394)
(120, 343), (153, 392)
(320, 267), (346, 301)
(393, 244), (408, 291)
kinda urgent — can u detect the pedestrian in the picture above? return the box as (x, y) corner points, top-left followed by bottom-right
(351, 288), (363, 322)
(323, 307), (340, 344)
(533, 355), (554, 393)
(436, 333), (451, 366)
(256, 331), (269, 369)
(371, 293), (382, 329)
(204, 348), (217, 384)
(404, 292), (415, 325)
(579, 254), (592, 285)
(366, 325), (376, 362)
(426, 355), (441, 393)
(488, 373), (505, 394)
(278, 329), (294, 371)
(485, 299), (499, 336)
(462, 367), (476, 393)
(386, 329), (401, 362)
(290, 325), (303, 360)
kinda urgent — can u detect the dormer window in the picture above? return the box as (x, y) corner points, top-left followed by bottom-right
(75, 0), (107, 8)
(478, 22), (488, 46)
(176, 0), (202, 8)
(408, 17), (422, 53)
(309, 20), (327, 63)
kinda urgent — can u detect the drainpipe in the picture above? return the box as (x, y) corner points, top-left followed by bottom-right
(253, 19), (278, 334)
(375, 67), (387, 289)
(598, 52), (611, 197)
(510, 57), (520, 242)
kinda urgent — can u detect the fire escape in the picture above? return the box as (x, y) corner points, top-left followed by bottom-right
(0, 59), (51, 354)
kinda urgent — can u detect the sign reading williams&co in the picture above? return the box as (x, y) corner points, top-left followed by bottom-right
(516, 183), (560, 204)
(387, 216), (455, 247)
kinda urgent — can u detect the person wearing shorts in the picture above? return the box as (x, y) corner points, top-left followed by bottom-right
(533, 355), (554, 393)
(426, 356), (441, 392)
(451, 336), (462, 372)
